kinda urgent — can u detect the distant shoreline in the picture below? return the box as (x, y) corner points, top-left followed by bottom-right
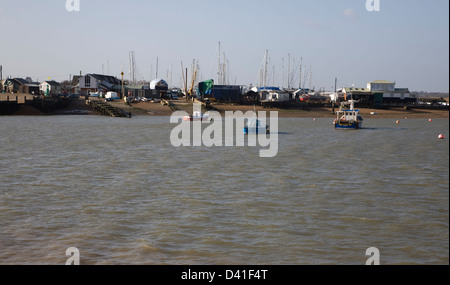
(123, 100), (449, 119)
(1, 96), (449, 119)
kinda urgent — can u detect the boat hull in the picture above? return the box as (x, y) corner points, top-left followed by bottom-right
(335, 122), (363, 129)
(183, 115), (210, 121)
(244, 126), (269, 134)
(183, 117), (208, 121)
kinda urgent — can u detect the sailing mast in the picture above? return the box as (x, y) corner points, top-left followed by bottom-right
(222, 52), (226, 85)
(156, 57), (159, 78)
(309, 66), (312, 91)
(264, 50), (269, 89)
(129, 51), (136, 84)
(287, 53), (290, 90)
(299, 57), (303, 89)
(218, 41), (221, 85)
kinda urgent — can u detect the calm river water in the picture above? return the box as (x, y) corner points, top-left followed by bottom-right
(0, 115), (448, 265)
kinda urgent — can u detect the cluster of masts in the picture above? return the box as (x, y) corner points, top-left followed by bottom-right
(259, 50), (313, 91)
(51, 43), (316, 90)
(217, 41), (234, 85)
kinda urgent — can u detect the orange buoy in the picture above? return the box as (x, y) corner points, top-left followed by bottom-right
(396, 120), (400, 124)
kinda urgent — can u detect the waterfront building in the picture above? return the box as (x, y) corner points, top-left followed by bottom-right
(342, 80), (416, 107)
(78, 74), (121, 96)
(2, 78), (40, 94)
(40, 80), (62, 96)
(367, 80), (414, 104)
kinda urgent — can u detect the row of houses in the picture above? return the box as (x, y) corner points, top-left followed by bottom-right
(0, 73), (170, 99)
(71, 74), (169, 99)
(2, 75), (415, 107)
(0, 77), (62, 95)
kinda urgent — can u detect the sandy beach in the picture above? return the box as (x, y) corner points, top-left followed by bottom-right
(2, 95), (448, 119)
(130, 100), (449, 119)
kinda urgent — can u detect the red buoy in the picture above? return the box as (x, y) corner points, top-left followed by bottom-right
(438, 134), (445, 140)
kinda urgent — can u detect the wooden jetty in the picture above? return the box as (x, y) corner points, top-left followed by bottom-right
(87, 100), (130, 118)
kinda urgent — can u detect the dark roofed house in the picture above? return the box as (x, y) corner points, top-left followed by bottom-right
(19, 78), (40, 95)
(3, 78), (22, 93)
(3, 78), (38, 94)
(79, 74), (122, 96)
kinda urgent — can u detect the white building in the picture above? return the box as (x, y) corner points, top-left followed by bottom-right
(40, 80), (61, 95)
(367, 80), (395, 92)
(367, 80), (412, 100)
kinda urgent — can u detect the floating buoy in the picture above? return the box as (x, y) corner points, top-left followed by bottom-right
(429, 119), (433, 122)
(438, 134), (445, 140)
(313, 118), (317, 122)
(396, 120), (400, 124)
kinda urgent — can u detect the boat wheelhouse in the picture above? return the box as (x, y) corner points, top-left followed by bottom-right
(334, 100), (363, 129)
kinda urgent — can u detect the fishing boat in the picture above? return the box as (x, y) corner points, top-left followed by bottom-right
(244, 117), (270, 134)
(334, 100), (363, 129)
(183, 111), (210, 121)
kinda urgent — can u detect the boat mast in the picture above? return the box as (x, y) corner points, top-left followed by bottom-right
(264, 50), (269, 89)
(223, 52), (226, 85)
(299, 57), (303, 89)
(287, 53), (290, 90)
(218, 42), (221, 85)
(156, 57), (159, 79)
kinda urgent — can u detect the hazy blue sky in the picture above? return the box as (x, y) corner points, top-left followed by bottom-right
(0, 0), (448, 91)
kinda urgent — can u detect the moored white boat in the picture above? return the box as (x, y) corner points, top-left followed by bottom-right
(334, 100), (363, 129)
(183, 111), (210, 121)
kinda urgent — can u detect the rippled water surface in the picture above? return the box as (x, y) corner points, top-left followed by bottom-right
(0, 115), (448, 265)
